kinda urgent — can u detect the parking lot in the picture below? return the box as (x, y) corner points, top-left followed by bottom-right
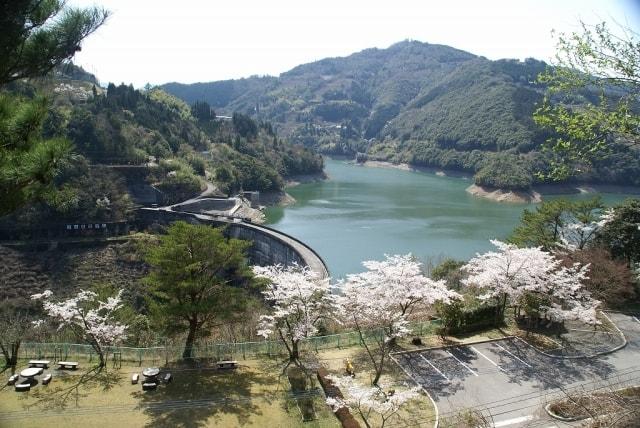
(393, 313), (640, 427)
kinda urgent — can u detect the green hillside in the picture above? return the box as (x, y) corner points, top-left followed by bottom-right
(0, 68), (322, 229)
(162, 40), (640, 190)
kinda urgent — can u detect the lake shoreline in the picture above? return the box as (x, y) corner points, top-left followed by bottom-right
(466, 184), (542, 203)
(356, 158), (640, 203)
(260, 171), (328, 209)
(361, 159), (473, 179)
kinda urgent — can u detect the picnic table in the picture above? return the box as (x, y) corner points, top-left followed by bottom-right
(216, 360), (238, 370)
(20, 367), (41, 383)
(58, 361), (79, 370)
(142, 367), (160, 379)
(28, 360), (50, 369)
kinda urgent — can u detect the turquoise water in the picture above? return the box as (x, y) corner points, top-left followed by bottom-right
(265, 158), (634, 280)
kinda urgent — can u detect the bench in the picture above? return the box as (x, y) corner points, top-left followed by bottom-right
(142, 382), (157, 391)
(15, 383), (31, 392)
(132, 373), (139, 384)
(58, 361), (79, 370)
(42, 374), (52, 385)
(7, 374), (19, 385)
(160, 372), (172, 384)
(28, 360), (50, 369)
(216, 360), (238, 370)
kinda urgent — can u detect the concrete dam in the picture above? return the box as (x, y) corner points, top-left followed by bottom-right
(138, 205), (329, 279)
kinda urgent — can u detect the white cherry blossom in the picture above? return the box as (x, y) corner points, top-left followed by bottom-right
(32, 289), (128, 367)
(326, 375), (419, 428)
(335, 254), (460, 385)
(462, 240), (598, 325)
(253, 264), (334, 363)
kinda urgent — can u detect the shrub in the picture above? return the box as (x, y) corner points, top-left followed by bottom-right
(437, 302), (500, 335)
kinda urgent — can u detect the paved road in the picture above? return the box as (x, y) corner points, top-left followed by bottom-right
(394, 312), (640, 427)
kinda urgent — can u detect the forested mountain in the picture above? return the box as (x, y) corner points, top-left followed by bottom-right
(0, 71), (322, 229)
(162, 40), (640, 190)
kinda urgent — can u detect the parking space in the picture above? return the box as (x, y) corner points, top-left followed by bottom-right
(393, 314), (640, 428)
(397, 338), (537, 388)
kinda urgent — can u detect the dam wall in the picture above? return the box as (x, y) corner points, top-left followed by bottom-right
(137, 208), (329, 278)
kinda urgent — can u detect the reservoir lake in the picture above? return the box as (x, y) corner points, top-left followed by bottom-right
(265, 158), (634, 280)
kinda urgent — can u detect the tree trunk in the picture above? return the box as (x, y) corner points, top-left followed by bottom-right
(290, 340), (299, 362)
(9, 341), (20, 367)
(183, 321), (198, 360)
(91, 340), (106, 368)
(372, 343), (386, 386)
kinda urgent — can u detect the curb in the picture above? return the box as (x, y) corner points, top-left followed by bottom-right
(392, 310), (627, 361)
(392, 336), (516, 356)
(544, 384), (639, 422)
(544, 403), (580, 422)
(515, 311), (627, 360)
(389, 354), (439, 428)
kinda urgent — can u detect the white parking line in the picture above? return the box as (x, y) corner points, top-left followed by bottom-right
(494, 343), (532, 368)
(419, 354), (449, 382)
(493, 415), (534, 427)
(470, 345), (507, 372)
(445, 350), (478, 377)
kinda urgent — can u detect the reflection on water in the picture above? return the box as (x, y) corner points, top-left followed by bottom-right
(266, 158), (634, 280)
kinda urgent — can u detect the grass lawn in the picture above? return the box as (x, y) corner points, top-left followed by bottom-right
(0, 360), (339, 428)
(3, 309), (611, 428)
(315, 346), (437, 427)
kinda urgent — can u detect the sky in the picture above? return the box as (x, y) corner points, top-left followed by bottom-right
(69, 0), (640, 88)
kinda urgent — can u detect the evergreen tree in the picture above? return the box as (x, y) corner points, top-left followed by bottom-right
(0, 0), (108, 214)
(0, 95), (71, 215)
(143, 222), (255, 359)
(0, 0), (108, 85)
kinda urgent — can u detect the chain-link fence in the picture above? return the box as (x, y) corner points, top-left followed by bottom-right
(18, 319), (440, 365)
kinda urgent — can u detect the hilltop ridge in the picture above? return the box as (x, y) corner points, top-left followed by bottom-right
(161, 40), (640, 191)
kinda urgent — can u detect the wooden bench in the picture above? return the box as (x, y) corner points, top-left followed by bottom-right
(216, 360), (238, 370)
(28, 360), (50, 369)
(15, 383), (31, 392)
(142, 382), (157, 391)
(7, 374), (19, 386)
(42, 374), (52, 385)
(58, 361), (79, 370)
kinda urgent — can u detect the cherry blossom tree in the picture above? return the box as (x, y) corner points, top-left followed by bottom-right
(462, 240), (598, 326)
(336, 254), (459, 385)
(0, 308), (43, 369)
(31, 289), (127, 368)
(252, 264), (334, 364)
(558, 207), (615, 251)
(326, 375), (420, 428)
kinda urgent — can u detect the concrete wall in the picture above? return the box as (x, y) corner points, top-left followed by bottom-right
(172, 198), (237, 214)
(137, 208), (329, 278)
